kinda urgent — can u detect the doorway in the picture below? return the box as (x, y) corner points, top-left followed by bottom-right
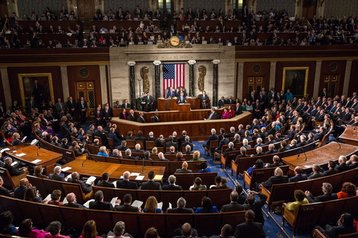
(75, 82), (96, 117)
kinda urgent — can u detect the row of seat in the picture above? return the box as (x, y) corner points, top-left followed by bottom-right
(87, 153), (206, 176)
(0, 195), (245, 237)
(230, 140), (318, 176)
(283, 195), (358, 235)
(261, 167), (358, 210)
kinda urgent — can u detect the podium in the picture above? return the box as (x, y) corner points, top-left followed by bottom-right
(157, 97), (200, 111)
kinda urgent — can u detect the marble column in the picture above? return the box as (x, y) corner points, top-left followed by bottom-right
(128, 61), (136, 105)
(0, 67), (11, 107)
(212, 59), (220, 106)
(188, 60), (196, 97)
(269, 62), (276, 90)
(153, 60), (161, 99)
(343, 60), (352, 96)
(313, 61), (322, 98)
(60, 66), (69, 100)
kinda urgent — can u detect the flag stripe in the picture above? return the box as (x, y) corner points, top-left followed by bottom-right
(163, 63), (185, 97)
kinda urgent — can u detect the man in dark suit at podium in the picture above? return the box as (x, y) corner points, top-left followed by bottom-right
(121, 99), (132, 109)
(177, 92), (187, 104)
(166, 87), (177, 98)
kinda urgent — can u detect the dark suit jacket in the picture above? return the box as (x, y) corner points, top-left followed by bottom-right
(97, 180), (115, 188)
(262, 175), (288, 189)
(307, 193), (337, 203)
(114, 204), (139, 212)
(89, 201), (113, 211)
(289, 174), (307, 182)
(49, 173), (65, 181)
(14, 186), (26, 199)
(234, 222), (265, 238)
(4, 164), (24, 176)
(175, 168), (192, 173)
(221, 202), (244, 212)
(162, 184), (182, 190)
(140, 180), (161, 190)
(167, 207), (194, 213)
(64, 202), (85, 208)
(116, 180), (138, 189)
(324, 224), (356, 238)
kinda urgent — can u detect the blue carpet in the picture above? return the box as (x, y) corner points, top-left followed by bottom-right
(194, 141), (312, 238)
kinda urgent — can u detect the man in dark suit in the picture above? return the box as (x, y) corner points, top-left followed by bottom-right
(121, 99), (132, 109)
(198, 91), (210, 109)
(235, 102), (243, 115)
(89, 190), (116, 211)
(221, 191), (244, 212)
(177, 92), (186, 104)
(167, 197), (194, 213)
(78, 97), (87, 123)
(64, 192), (85, 208)
(139, 171), (161, 190)
(335, 155), (349, 172)
(206, 108), (220, 120)
(65, 96), (76, 116)
(260, 167), (288, 189)
(127, 110), (136, 121)
(137, 112), (146, 123)
(234, 209), (265, 238)
(96, 172), (115, 188)
(174, 161), (192, 174)
(94, 125), (108, 147)
(14, 178), (31, 199)
(3, 157), (26, 176)
(322, 213), (356, 238)
(116, 171), (138, 189)
(114, 193), (139, 212)
(166, 87), (177, 98)
(162, 175), (182, 190)
(289, 166), (307, 182)
(102, 103), (113, 124)
(305, 182), (337, 203)
(49, 166), (65, 181)
(67, 172), (93, 194)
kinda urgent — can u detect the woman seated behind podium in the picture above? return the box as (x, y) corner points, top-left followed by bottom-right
(222, 108), (232, 119)
(143, 196), (162, 213)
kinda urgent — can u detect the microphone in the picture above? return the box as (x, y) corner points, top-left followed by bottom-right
(335, 138), (342, 150)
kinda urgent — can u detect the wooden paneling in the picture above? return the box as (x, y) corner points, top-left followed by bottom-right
(0, 71), (5, 109)
(349, 60), (358, 97)
(67, 65), (102, 105)
(0, 0), (8, 16)
(7, 66), (63, 105)
(0, 48), (109, 64)
(319, 60), (346, 96)
(243, 62), (270, 99)
(275, 61), (316, 97)
(77, 0), (96, 20)
(236, 45), (358, 59)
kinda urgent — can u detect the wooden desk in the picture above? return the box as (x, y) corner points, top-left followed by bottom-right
(111, 111), (252, 140)
(64, 159), (165, 182)
(157, 97), (200, 111)
(282, 142), (358, 171)
(5, 145), (62, 173)
(339, 126), (358, 146)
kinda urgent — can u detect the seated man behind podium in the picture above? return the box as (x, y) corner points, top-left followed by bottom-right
(139, 171), (162, 190)
(166, 87), (177, 98)
(205, 108), (220, 120)
(167, 197), (194, 213)
(4, 157), (27, 176)
(116, 171), (138, 189)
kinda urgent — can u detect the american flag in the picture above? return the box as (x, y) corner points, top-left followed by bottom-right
(162, 63), (185, 97)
